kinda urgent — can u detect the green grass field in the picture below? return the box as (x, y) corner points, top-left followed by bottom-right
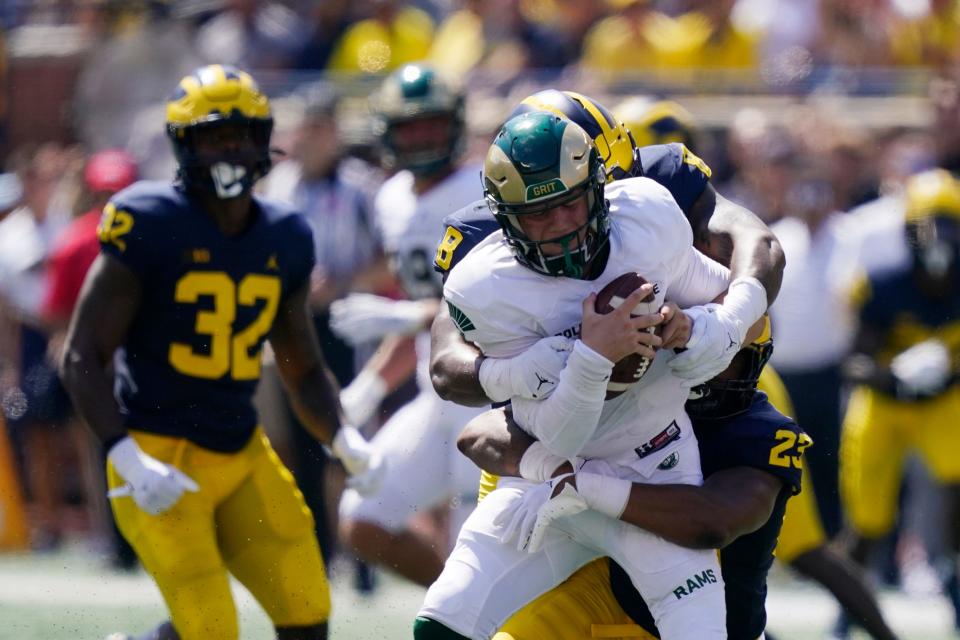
(0, 546), (954, 639)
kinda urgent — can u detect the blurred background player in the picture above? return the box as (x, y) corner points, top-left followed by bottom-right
(259, 82), (390, 563)
(840, 168), (960, 635)
(59, 64), (379, 640)
(333, 63), (485, 587)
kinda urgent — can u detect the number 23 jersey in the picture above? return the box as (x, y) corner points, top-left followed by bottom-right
(98, 181), (314, 452)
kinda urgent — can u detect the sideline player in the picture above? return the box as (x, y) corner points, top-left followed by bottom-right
(415, 111), (768, 640)
(841, 168), (960, 633)
(429, 92), (898, 639)
(60, 65), (379, 640)
(332, 63), (485, 586)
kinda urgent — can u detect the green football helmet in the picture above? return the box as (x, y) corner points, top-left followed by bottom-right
(370, 64), (464, 175)
(484, 112), (609, 278)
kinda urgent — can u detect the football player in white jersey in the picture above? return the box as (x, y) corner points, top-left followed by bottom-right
(333, 64), (485, 586)
(413, 111), (768, 640)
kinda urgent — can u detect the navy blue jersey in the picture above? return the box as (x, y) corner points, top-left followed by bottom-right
(855, 266), (960, 372)
(610, 394), (806, 640)
(637, 143), (711, 214)
(98, 181), (315, 452)
(432, 143), (710, 280)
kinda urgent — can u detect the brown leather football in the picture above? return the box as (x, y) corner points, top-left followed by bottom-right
(594, 272), (660, 400)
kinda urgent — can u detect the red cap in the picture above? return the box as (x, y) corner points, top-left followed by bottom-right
(84, 150), (139, 194)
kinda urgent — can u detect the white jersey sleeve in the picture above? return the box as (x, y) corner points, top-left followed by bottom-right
(443, 233), (545, 359)
(666, 246), (730, 307)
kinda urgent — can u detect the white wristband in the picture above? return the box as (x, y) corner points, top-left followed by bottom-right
(576, 472), (631, 519)
(722, 277), (768, 345)
(518, 441), (569, 482)
(344, 369), (387, 405)
(478, 357), (513, 404)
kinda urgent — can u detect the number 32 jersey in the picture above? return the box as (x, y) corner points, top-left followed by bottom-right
(98, 181), (314, 452)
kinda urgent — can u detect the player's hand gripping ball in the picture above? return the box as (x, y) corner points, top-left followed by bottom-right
(594, 273), (660, 399)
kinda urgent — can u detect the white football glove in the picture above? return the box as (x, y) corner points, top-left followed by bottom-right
(332, 425), (386, 497)
(330, 293), (431, 346)
(525, 480), (589, 554)
(107, 437), (199, 516)
(339, 370), (387, 427)
(890, 339), (952, 397)
(668, 304), (744, 385)
(493, 473), (585, 553)
(479, 336), (574, 403)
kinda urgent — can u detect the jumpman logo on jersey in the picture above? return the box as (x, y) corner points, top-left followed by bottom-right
(535, 372), (552, 392)
(727, 333), (738, 351)
(266, 254), (279, 271)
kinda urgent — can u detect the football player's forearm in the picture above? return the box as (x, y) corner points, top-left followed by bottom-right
(430, 312), (489, 406)
(60, 346), (126, 444)
(619, 468), (780, 549)
(364, 334), (419, 394)
(510, 341), (610, 460)
(457, 409), (533, 476)
(286, 365), (342, 445)
(702, 197), (784, 305)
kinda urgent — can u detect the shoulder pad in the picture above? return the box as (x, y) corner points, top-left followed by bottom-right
(637, 143), (711, 216)
(433, 199), (499, 279)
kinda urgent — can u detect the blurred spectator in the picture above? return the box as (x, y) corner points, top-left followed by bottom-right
(769, 162), (861, 539)
(888, 0), (960, 67)
(42, 150), (138, 329)
(721, 109), (797, 222)
(41, 149), (139, 567)
(931, 75), (960, 174)
(815, 0), (895, 66)
(580, 0), (656, 75)
(292, 0), (353, 71)
(194, 0), (308, 70)
(428, 0), (579, 79)
(0, 172), (22, 223)
(326, 0), (434, 75)
(73, 2), (201, 162)
(260, 83), (389, 557)
(648, 0), (762, 70)
(0, 144), (76, 550)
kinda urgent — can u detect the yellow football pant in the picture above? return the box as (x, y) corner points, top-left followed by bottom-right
(496, 559), (654, 640)
(841, 385), (960, 537)
(108, 428), (330, 640)
(488, 367), (804, 638)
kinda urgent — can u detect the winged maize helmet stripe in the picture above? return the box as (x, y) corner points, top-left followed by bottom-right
(520, 93), (611, 155)
(905, 168), (960, 223)
(166, 64), (270, 127)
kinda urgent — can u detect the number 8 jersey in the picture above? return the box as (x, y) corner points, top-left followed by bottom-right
(98, 181), (315, 452)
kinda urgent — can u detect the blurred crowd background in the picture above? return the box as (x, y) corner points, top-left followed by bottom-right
(0, 0), (959, 617)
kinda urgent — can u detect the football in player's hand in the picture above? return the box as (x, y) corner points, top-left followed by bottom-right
(595, 272), (660, 399)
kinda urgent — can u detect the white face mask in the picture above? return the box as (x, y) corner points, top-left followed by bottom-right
(210, 162), (248, 199)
